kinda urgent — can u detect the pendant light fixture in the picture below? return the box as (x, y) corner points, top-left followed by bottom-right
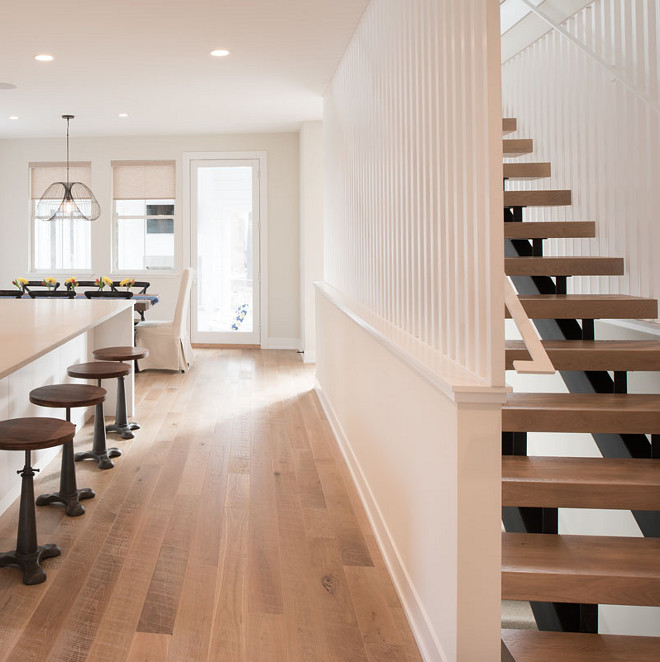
(35, 115), (101, 221)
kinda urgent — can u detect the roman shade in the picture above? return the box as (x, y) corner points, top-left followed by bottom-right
(30, 162), (92, 200)
(112, 161), (175, 200)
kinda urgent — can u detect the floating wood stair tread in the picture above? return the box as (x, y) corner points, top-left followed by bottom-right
(504, 139), (533, 156)
(505, 256), (623, 277)
(504, 221), (595, 239)
(504, 190), (572, 207)
(501, 629), (660, 662)
(503, 393), (660, 433)
(502, 532), (660, 605)
(503, 118), (517, 134)
(506, 339), (660, 371)
(502, 456), (660, 510)
(507, 294), (658, 320)
(503, 162), (551, 179)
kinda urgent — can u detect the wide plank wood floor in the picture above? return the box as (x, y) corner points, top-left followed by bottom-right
(0, 349), (422, 662)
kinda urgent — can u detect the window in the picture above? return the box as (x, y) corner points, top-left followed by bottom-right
(112, 161), (176, 271)
(30, 162), (92, 271)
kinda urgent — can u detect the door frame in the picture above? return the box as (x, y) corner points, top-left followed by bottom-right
(183, 151), (268, 346)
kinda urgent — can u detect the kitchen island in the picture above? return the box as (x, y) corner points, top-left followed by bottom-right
(0, 299), (134, 514)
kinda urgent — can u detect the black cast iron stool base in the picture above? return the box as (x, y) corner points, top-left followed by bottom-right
(73, 399), (121, 470)
(67, 363), (129, 471)
(0, 417), (75, 585)
(105, 374), (138, 439)
(0, 543), (61, 586)
(36, 441), (95, 516)
(30, 385), (106, 508)
(0, 454), (62, 584)
(92, 347), (149, 440)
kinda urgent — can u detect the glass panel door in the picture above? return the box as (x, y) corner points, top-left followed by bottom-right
(191, 159), (260, 344)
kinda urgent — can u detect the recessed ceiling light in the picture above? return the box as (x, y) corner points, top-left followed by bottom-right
(35, 54), (54, 62)
(118, 113), (129, 118)
(210, 49), (230, 57)
(9, 116), (18, 120)
(0, 82), (17, 90)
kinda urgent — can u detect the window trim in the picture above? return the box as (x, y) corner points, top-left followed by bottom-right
(29, 162), (94, 274)
(111, 161), (177, 275)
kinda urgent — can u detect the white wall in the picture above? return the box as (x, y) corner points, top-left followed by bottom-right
(502, 0), (660, 309)
(0, 132), (301, 345)
(318, 1), (505, 660)
(299, 121), (324, 363)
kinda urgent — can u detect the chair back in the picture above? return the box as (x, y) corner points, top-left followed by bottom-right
(84, 291), (134, 299)
(28, 290), (75, 299)
(111, 280), (150, 294)
(0, 290), (23, 298)
(23, 280), (60, 292)
(173, 268), (194, 335)
(66, 280), (97, 292)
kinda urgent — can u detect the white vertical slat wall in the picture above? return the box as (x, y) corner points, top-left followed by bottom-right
(502, 0), (660, 306)
(324, 0), (504, 385)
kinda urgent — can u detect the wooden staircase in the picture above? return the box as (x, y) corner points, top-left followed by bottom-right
(501, 118), (660, 660)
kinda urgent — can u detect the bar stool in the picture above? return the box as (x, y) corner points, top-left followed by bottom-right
(0, 417), (75, 584)
(92, 346), (148, 439)
(67, 362), (130, 469)
(29, 384), (106, 516)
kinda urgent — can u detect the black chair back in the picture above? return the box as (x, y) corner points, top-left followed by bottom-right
(111, 280), (150, 294)
(23, 280), (60, 292)
(84, 291), (134, 299)
(28, 291), (75, 299)
(65, 280), (97, 291)
(0, 289), (23, 298)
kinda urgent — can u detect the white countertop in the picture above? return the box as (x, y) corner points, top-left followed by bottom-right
(0, 299), (132, 379)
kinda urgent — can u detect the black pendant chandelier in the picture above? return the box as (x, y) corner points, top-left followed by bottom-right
(35, 115), (101, 221)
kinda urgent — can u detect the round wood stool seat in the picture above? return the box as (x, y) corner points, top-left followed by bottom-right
(67, 362), (131, 470)
(30, 384), (106, 409)
(91, 349), (147, 440)
(92, 346), (149, 362)
(67, 361), (131, 380)
(29, 384), (106, 516)
(0, 417), (75, 451)
(0, 417), (75, 585)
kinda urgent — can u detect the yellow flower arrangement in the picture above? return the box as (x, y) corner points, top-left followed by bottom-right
(95, 276), (113, 290)
(11, 277), (29, 291)
(119, 278), (135, 291)
(65, 277), (78, 291)
(42, 277), (57, 290)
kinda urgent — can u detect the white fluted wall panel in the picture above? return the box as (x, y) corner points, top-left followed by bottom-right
(502, 0), (660, 311)
(324, 0), (504, 384)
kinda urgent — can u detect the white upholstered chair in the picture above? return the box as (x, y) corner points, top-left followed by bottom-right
(135, 268), (195, 372)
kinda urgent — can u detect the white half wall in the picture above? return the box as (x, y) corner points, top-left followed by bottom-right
(316, 289), (503, 662)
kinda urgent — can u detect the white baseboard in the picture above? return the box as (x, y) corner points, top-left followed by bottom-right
(314, 380), (447, 662)
(262, 337), (301, 350)
(302, 349), (316, 364)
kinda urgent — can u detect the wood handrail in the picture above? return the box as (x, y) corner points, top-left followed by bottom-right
(504, 276), (555, 374)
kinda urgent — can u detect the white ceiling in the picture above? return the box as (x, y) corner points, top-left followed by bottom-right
(0, 0), (369, 138)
